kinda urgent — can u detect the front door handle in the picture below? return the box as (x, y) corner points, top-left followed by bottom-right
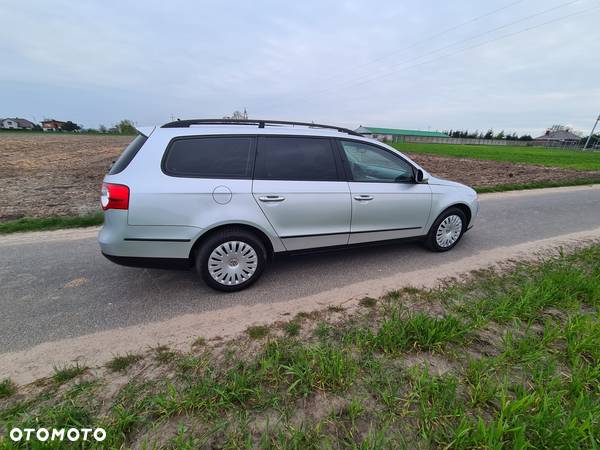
(258, 195), (286, 202)
(353, 195), (374, 201)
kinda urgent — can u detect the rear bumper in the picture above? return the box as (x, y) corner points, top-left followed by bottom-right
(98, 210), (200, 259)
(102, 252), (192, 270)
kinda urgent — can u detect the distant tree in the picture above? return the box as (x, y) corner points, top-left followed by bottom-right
(61, 121), (81, 131)
(518, 134), (533, 141)
(484, 129), (494, 139)
(494, 130), (505, 140)
(116, 120), (136, 134)
(99, 125), (107, 133)
(223, 108), (248, 120)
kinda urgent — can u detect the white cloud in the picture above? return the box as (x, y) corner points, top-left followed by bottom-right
(1, 0), (599, 133)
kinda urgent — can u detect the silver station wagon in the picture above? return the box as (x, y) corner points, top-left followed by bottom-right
(99, 119), (478, 291)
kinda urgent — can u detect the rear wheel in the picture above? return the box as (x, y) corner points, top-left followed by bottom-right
(424, 207), (467, 252)
(196, 228), (267, 292)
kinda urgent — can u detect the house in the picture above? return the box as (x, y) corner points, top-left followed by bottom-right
(1, 118), (35, 129)
(534, 126), (580, 144)
(41, 119), (66, 131)
(355, 126), (448, 143)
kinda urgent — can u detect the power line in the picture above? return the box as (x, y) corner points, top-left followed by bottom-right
(334, 3), (599, 93)
(316, 0), (528, 86)
(333, 0), (579, 91)
(264, 0), (584, 112)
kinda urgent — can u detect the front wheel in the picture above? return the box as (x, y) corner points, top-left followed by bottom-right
(424, 208), (467, 252)
(196, 229), (267, 292)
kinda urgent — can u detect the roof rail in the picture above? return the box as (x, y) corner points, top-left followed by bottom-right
(160, 119), (362, 136)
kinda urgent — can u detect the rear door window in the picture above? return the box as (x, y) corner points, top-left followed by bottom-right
(254, 137), (339, 181)
(109, 134), (147, 174)
(162, 136), (255, 178)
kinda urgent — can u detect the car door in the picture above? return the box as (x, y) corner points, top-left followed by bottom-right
(252, 136), (351, 251)
(338, 139), (432, 244)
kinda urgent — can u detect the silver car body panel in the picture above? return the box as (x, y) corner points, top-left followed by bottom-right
(99, 125), (478, 260)
(252, 180), (351, 251)
(347, 182), (432, 244)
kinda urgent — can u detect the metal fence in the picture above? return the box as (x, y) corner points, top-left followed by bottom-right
(387, 135), (600, 151)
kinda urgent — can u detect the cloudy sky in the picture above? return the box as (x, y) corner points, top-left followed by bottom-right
(2, 0), (599, 136)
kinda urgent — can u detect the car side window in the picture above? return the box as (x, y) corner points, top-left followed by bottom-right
(162, 136), (255, 178)
(340, 140), (414, 183)
(255, 137), (339, 181)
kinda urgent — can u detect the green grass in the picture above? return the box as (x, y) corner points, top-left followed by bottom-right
(393, 142), (600, 170)
(0, 378), (17, 399)
(106, 353), (144, 372)
(52, 363), (87, 384)
(0, 212), (103, 234)
(3, 245), (600, 447)
(346, 311), (469, 353)
(282, 321), (301, 337)
(246, 325), (270, 339)
(359, 296), (378, 307)
(475, 177), (600, 193)
(154, 345), (179, 364)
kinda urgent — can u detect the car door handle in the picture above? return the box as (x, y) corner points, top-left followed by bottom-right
(258, 195), (286, 202)
(353, 195), (374, 201)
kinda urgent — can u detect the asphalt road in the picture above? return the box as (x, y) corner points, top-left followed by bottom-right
(2, 187), (600, 353)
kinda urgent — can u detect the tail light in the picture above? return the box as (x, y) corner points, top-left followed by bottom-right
(101, 183), (129, 210)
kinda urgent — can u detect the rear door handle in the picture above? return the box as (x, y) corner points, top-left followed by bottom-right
(353, 195), (374, 201)
(258, 195), (286, 202)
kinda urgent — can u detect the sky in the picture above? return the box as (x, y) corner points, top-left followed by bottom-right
(1, 0), (599, 136)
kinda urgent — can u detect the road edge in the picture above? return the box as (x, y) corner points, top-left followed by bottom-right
(2, 225), (600, 385)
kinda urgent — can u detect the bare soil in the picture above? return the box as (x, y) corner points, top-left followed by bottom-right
(405, 152), (600, 188)
(1, 133), (599, 221)
(0, 133), (131, 221)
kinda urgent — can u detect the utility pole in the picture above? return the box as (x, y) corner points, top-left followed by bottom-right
(583, 114), (600, 150)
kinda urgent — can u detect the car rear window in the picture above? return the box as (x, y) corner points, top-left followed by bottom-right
(109, 134), (147, 175)
(254, 137), (338, 181)
(162, 136), (255, 178)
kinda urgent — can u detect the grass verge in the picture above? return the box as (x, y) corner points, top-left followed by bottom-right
(1, 244), (600, 447)
(0, 213), (103, 234)
(393, 142), (600, 170)
(475, 178), (600, 193)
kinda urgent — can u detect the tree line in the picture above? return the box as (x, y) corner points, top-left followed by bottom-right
(443, 129), (533, 141)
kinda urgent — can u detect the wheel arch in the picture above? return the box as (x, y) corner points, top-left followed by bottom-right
(428, 202), (472, 234)
(188, 223), (275, 261)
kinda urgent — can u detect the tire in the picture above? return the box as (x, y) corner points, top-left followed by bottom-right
(195, 228), (267, 292)
(424, 207), (467, 252)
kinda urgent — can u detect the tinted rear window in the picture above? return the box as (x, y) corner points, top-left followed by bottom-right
(163, 137), (255, 178)
(255, 137), (338, 181)
(109, 134), (147, 174)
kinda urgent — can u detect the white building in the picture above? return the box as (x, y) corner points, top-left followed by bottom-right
(1, 118), (35, 130)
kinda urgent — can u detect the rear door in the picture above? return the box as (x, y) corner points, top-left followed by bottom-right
(252, 136), (351, 250)
(338, 139), (432, 244)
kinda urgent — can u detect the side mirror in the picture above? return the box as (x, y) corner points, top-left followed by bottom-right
(416, 169), (429, 183)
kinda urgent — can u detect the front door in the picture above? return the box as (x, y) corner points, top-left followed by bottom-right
(253, 136), (351, 251)
(338, 139), (432, 244)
